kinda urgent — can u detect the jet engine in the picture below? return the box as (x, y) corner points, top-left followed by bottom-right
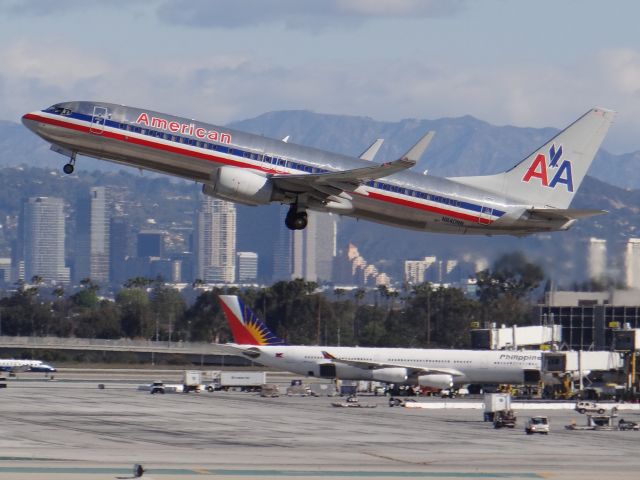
(371, 367), (409, 384)
(417, 374), (454, 389)
(203, 167), (273, 205)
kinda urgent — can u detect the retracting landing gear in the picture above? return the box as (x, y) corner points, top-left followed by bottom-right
(285, 203), (308, 230)
(62, 152), (77, 175)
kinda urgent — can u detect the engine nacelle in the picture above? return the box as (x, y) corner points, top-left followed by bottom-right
(371, 367), (409, 384)
(417, 374), (454, 389)
(203, 167), (273, 205)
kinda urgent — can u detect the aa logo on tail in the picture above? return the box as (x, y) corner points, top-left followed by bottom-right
(522, 144), (574, 192)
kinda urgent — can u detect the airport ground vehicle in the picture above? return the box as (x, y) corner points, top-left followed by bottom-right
(149, 381), (165, 394)
(182, 370), (202, 393)
(493, 410), (517, 429)
(483, 393), (511, 422)
(617, 419), (640, 431)
(0, 376), (7, 389)
(525, 416), (549, 435)
(203, 371), (267, 392)
(575, 401), (606, 414)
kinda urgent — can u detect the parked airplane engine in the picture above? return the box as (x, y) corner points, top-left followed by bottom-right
(203, 167), (273, 205)
(371, 367), (409, 384)
(417, 374), (454, 389)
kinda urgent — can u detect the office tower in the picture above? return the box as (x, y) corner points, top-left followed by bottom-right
(75, 187), (110, 284)
(237, 252), (258, 282)
(287, 210), (337, 283)
(195, 196), (236, 283)
(404, 256), (437, 284)
(23, 197), (69, 284)
(272, 207), (293, 282)
(625, 238), (640, 290)
(109, 217), (133, 285)
(137, 230), (166, 258)
(587, 238), (607, 281)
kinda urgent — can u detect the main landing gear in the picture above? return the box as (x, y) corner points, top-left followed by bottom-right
(285, 203), (308, 230)
(62, 152), (77, 174)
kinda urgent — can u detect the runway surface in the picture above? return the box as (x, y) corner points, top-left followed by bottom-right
(0, 370), (638, 479)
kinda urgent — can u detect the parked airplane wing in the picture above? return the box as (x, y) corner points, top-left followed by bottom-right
(321, 351), (464, 377)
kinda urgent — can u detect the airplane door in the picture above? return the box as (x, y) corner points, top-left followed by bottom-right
(479, 206), (493, 225)
(90, 106), (108, 134)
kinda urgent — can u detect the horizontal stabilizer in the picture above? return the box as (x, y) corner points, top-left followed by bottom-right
(359, 138), (384, 161)
(527, 208), (607, 221)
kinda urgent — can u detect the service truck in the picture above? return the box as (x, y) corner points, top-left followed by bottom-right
(204, 371), (266, 392)
(182, 370), (202, 393)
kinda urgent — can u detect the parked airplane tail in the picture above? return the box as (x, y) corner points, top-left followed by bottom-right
(218, 295), (285, 346)
(450, 108), (615, 209)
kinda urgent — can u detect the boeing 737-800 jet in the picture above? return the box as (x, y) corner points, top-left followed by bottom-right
(22, 102), (613, 234)
(219, 295), (541, 388)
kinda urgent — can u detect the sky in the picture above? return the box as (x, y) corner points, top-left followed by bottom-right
(1, 0), (639, 153)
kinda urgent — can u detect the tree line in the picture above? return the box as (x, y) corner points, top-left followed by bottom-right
(0, 253), (545, 348)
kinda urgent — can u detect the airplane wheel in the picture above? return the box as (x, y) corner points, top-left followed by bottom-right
(285, 210), (308, 230)
(63, 163), (74, 174)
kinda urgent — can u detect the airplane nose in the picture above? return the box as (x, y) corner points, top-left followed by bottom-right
(21, 112), (39, 133)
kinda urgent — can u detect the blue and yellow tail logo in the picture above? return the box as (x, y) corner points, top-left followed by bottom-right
(219, 295), (285, 346)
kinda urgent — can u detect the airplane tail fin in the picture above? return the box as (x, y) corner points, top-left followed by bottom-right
(218, 295), (285, 346)
(451, 108), (615, 209)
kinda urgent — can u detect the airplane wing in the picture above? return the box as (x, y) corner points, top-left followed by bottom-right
(321, 351), (464, 377)
(359, 138), (384, 161)
(271, 131), (433, 199)
(526, 208), (607, 221)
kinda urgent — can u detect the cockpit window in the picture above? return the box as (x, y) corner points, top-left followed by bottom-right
(45, 106), (72, 116)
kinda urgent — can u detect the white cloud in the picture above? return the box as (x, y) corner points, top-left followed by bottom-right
(1, 38), (640, 153)
(155, 0), (465, 30)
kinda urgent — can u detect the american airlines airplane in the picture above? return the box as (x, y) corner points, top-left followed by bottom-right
(0, 359), (57, 374)
(22, 102), (614, 234)
(219, 295), (541, 388)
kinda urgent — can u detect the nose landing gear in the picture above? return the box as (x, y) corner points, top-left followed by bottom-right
(285, 204), (308, 230)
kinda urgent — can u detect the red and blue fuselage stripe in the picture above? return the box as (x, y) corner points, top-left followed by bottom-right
(24, 109), (505, 225)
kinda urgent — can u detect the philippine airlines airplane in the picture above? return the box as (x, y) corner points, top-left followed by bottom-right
(219, 295), (541, 388)
(22, 102), (614, 234)
(0, 359), (57, 374)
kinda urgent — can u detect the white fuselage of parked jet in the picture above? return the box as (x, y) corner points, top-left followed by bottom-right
(236, 345), (542, 387)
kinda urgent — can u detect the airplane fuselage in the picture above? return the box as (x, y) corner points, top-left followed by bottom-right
(22, 101), (575, 235)
(239, 345), (541, 386)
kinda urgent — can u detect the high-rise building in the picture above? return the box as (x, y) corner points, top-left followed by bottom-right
(625, 238), (640, 289)
(588, 238), (607, 281)
(278, 210), (337, 283)
(137, 230), (166, 258)
(404, 256), (437, 284)
(195, 196), (236, 283)
(109, 216), (133, 285)
(23, 197), (69, 284)
(272, 206), (293, 282)
(237, 251), (258, 282)
(75, 187), (110, 284)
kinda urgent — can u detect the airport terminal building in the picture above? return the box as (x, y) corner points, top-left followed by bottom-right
(539, 290), (640, 350)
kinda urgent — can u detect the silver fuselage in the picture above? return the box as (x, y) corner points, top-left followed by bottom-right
(22, 101), (569, 235)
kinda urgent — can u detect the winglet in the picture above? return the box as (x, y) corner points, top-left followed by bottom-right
(359, 139), (384, 161)
(400, 131), (435, 162)
(321, 351), (336, 360)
